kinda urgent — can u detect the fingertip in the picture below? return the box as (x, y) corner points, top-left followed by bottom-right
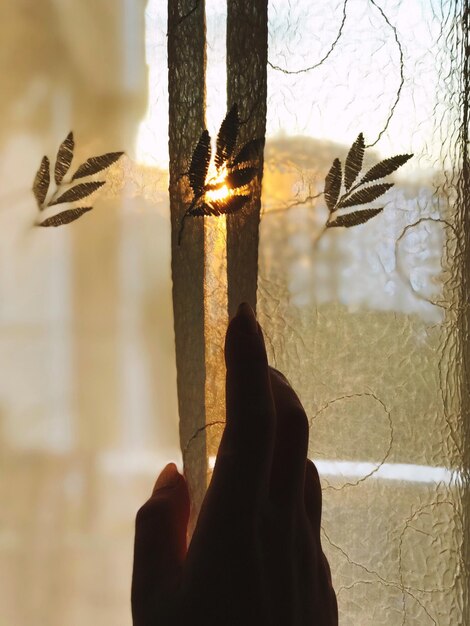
(221, 302), (275, 493)
(227, 302), (258, 341)
(153, 462), (181, 494)
(236, 302), (258, 332)
(225, 302), (267, 371)
(133, 465), (190, 620)
(136, 464), (190, 554)
(148, 464), (190, 530)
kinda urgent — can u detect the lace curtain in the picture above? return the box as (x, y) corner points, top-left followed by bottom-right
(0, 1), (468, 624)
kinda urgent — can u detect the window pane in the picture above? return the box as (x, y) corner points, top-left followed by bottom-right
(260, 1), (467, 623)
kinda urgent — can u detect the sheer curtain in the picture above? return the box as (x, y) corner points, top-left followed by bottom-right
(1, 1), (468, 625)
(258, 1), (469, 623)
(0, 3), (179, 625)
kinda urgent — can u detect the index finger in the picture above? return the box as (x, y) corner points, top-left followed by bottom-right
(208, 303), (276, 510)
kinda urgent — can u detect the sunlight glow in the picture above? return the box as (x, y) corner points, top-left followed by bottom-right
(204, 217), (228, 479)
(206, 184), (230, 202)
(204, 163), (232, 204)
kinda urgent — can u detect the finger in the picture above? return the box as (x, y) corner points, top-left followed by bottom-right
(209, 303), (276, 508)
(304, 461), (339, 623)
(132, 463), (189, 625)
(269, 368), (309, 515)
(304, 459), (323, 541)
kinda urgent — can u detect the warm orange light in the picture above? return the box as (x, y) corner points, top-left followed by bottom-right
(204, 210), (227, 484)
(204, 164), (233, 204)
(206, 184), (231, 202)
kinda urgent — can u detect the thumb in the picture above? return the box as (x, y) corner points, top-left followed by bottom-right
(132, 463), (190, 625)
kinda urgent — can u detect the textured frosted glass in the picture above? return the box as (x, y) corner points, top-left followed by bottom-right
(258, 1), (469, 623)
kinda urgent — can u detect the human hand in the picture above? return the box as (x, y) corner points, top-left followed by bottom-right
(132, 303), (337, 626)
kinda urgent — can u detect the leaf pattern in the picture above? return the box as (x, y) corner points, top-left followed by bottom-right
(225, 167), (258, 189)
(360, 154), (413, 185)
(338, 183), (394, 208)
(38, 207), (93, 227)
(344, 133), (365, 191)
(187, 203), (211, 217)
(33, 156), (50, 208)
(32, 134), (124, 230)
(215, 104), (239, 169)
(54, 132), (74, 185)
(178, 107), (265, 244)
(211, 194), (249, 215)
(189, 130), (211, 196)
(190, 194), (249, 216)
(232, 138), (265, 167)
(324, 158), (342, 211)
(328, 207), (383, 228)
(49, 181), (105, 206)
(72, 152), (124, 180)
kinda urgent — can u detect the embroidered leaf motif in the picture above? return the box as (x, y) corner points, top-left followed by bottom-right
(54, 132), (74, 185)
(324, 158), (342, 211)
(72, 152), (124, 180)
(210, 194), (249, 215)
(49, 181), (105, 206)
(338, 183), (393, 208)
(187, 202), (211, 217)
(215, 104), (239, 169)
(33, 156), (50, 208)
(360, 154), (413, 185)
(225, 167), (258, 189)
(232, 138), (265, 167)
(179, 108), (263, 245)
(189, 194), (249, 217)
(38, 207), (93, 227)
(344, 133), (365, 191)
(328, 207), (383, 228)
(189, 130), (211, 196)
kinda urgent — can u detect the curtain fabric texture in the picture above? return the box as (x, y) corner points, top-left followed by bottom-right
(0, 1), (468, 625)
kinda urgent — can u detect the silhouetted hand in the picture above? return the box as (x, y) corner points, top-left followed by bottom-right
(132, 303), (338, 626)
